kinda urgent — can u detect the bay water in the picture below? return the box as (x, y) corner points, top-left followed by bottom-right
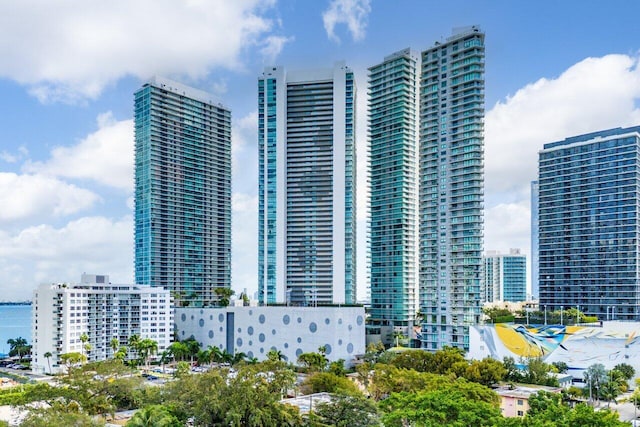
(0, 305), (32, 357)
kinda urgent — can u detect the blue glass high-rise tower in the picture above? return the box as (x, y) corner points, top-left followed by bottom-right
(483, 249), (527, 303)
(419, 27), (485, 351)
(258, 63), (357, 306)
(368, 49), (420, 343)
(538, 126), (640, 320)
(134, 77), (231, 306)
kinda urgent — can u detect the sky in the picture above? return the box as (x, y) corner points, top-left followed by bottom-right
(1, 0), (640, 301)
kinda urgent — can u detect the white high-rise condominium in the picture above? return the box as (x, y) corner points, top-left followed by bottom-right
(368, 49), (421, 344)
(419, 26), (485, 351)
(31, 274), (173, 374)
(258, 63), (357, 306)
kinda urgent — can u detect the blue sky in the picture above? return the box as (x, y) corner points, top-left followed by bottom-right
(1, 0), (640, 301)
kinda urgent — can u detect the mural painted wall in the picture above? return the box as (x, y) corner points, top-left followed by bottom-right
(469, 321), (640, 380)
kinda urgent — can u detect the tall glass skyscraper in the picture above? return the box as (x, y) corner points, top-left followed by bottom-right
(258, 63), (357, 306)
(134, 77), (231, 307)
(368, 49), (420, 343)
(538, 126), (640, 321)
(419, 26), (485, 350)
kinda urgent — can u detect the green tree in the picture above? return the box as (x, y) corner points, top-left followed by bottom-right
(524, 357), (557, 386)
(462, 357), (507, 386)
(183, 337), (201, 363)
(297, 351), (328, 372)
(310, 394), (380, 427)
(168, 342), (188, 362)
(110, 337), (120, 356)
(214, 287), (235, 307)
(552, 361), (569, 374)
(43, 351), (52, 374)
(388, 349), (434, 372)
(503, 356), (524, 382)
(524, 391), (628, 426)
(163, 364), (301, 426)
(59, 351), (86, 371)
(380, 387), (502, 427)
(301, 372), (361, 396)
(136, 338), (158, 369)
(7, 337), (29, 360)
(613, 362), (635, 381)
(267, 348), (285, 362)
(328, 359), (346, 376)
(125, 405), (181, 427)
(80, 333), (89, 359)
(584, 363), (607, 402)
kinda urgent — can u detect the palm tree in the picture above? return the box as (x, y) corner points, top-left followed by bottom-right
(267, 349), (284, 362)
(80, 333), (89, 360)
(184, 338), (200, 364)
(137, 339), (158, 370)
(197, 349), (211, 366)
(109, 338), (120, 357)
(159, 350), (171, 374)
(232, 351), (247, 366)
(7, 337), (28, 361)
(43, 351), (52, 374)
(125, 404), (181, 427)
(208, 345), (223, 364)
(128, 334), (141, 364)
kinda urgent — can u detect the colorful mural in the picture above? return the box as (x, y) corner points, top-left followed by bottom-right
(470, 321), (640, 379)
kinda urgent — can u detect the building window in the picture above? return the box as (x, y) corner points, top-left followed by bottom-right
(517, 399), (523, 406)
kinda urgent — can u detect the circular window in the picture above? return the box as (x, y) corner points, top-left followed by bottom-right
(324, 344), (332, 355)
(297, 337), (302, 343)
(259, 333), (266, 343)
(199, 319), (204, 327)
(248, 326), (254, 335)
(236, 338), (243, 347)
(272, 329), (276, 335)
(296, 348), (303, 357)
(209, 330), (214, 339)
(357, 315), (364, 326)
(237, 327), (242, 333)
(347, 343), (354, 353)
(309, 322), (317, 333)
(259, 314), (266, 324)
(283, 315), (290, 325)
(181, 313), (186, 322)
(325, 318), (330, 325)
(247, 351), (254, 358)
(218, 314), (224, 322)
(297, 317), (302, 323)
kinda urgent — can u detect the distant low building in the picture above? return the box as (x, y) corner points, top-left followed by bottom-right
(32, 274), (173, 374)
(496, 384), (562, 417)
(175, 306), (365, 365)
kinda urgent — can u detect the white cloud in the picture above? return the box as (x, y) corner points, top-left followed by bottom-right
(486, 54), (640, 196)
(0, 0), (282, 102)
(0, 173), (100, 224)
(484, 53), (640, 287)
(322, 0), (371, 43)
(260, 35), (294, 64)
(0, 151), (18, 163)
(0, 216), (133, 301)
(23, 112), (134, 191)
(231, 193), (258, 296)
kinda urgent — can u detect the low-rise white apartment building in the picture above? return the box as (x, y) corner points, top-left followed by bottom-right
(32, 274), (173, 373)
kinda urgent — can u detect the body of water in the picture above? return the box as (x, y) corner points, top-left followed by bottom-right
(0, 305), (32, 356)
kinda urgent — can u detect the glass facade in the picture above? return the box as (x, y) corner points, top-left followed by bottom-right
(483, 250), (527, 303)
(419, 27), (485, 351)
(134, 78), (231, 307)
(538, 126), (640, 320)
(258, 64), (357, 305)
(368, 49), (420, 338)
